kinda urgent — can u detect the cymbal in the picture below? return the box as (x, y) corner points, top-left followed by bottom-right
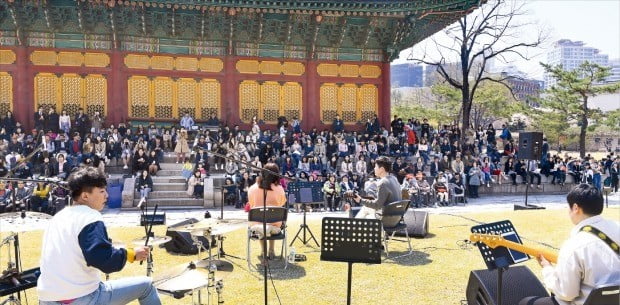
(193, 259), (234, 273)
(0, 211), (53, 222)
(176, 218), (246, 233)
(175, 219), (221, 232)
(154, 269), (210, 292)
(131, 236), (172, 247)
(210, 225), (245, 236)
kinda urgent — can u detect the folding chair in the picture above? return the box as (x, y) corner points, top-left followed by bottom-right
(246, 206), (288, 270)
(378, 200), (412, 258)
(449, 183), (466, 205)
(583, 284), (619, 305)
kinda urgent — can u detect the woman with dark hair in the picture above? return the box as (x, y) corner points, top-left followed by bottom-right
(3, 111), (16, 136)
(132, 148), (148, 174)
(135, 170), (153, 199)
(147, 150), (160, 176)
(323, 175), (341, 212)
(248, 162), (286, 261)
(187, 170), (204, 199)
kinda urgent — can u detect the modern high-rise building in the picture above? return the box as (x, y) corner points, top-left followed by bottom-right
(391, 63), (424, 87)
(545, 39), (611, 88)
(608, 59), (620, 83)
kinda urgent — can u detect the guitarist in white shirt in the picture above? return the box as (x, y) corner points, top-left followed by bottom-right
(519, 184), (620, 305)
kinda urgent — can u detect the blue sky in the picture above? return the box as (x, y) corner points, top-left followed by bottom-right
(394, 0), (620, 80)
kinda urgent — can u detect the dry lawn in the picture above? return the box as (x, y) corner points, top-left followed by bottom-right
(3, 207), (619, 305)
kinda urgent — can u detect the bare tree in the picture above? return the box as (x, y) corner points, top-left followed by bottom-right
(409, 0), (545, 141)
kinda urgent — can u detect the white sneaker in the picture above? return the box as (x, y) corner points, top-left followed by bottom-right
(123, 165), (128, 169)
(176, 161), (179, 164)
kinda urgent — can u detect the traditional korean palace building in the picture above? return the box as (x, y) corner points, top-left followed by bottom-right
(0, 0), (481, 130)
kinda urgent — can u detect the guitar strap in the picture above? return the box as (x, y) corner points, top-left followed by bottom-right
(580, 225), (620, 255)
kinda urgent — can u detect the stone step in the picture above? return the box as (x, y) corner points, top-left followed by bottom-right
(134, 190), (192, 199)
(156, 170), (182, 176)
(106, 166), (131, 175)
(153, 183), (186, 191)
(159, 163), (184, 170)
(132, 198), (204, 207)
(151, 176), (186, 183)
(477, 182), (575, 195)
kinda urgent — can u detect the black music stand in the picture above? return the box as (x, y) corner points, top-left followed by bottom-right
(471, 220), (529, 305)
(321, 217), (382, 305)
(290, 187), (319, 247)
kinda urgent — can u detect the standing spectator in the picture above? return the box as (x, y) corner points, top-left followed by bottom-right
(3, 111), (16, 136)
(74, 108), (89, 137)
(91, 111), (103, 136)
(610, 161), (619, 193)
(468, 161), (483, 198)
(135, 170), (153, 199)
(59, 110), (71, 135)
(180, 112), (195, 131)
(541, 137), (549, 165)
(174, 129), (189, 164)
(499, 124), (511, 143)
(47, 108), (59, 133)
(486, 124), (496, 146)
(34, 106), (47, 131)
(332, 114), (344, 133)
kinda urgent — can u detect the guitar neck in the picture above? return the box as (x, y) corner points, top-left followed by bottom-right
(493, 239), (558, 264)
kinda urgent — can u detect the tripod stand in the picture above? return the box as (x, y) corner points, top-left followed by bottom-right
(290, 203), (319, 247)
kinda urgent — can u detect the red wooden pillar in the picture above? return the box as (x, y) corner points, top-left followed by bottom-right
(304, 60), (318, 131)
(380, 61), (391, 128)
(223, 56), (237, 125)
(14, 46), (31, 130)
(108, 50), (125, 125)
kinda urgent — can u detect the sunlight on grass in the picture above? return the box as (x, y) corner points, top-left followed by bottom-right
(3, 207), (618, 305)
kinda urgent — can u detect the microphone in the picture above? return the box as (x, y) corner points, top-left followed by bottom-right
(137, 197), (147, 210)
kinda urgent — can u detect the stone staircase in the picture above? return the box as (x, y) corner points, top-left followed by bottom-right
(121, 154), (228, 210)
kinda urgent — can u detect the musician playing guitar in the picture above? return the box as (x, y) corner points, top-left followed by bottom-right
(519, 184), (619, 305)
(37, 167), (161, 305)
(352, 156), (401, 219)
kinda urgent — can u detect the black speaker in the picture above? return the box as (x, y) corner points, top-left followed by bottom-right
(140, 213), (166, 226)
(163, 218), (210, 255)
(518, 132), (543, 160)
(395, 209), (429, 238)
(466, 266), (549, 305)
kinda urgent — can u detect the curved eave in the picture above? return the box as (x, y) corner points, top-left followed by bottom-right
(69, 0), (481, 16)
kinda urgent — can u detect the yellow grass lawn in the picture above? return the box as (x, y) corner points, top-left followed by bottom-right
(3, 207), (618, 305)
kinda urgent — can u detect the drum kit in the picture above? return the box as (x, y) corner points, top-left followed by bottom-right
(126, 217), (245, 305)
(0, 210), (244, 305)
(0, 212), (51, 305)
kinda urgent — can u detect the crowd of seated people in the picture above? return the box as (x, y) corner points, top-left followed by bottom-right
(2, 106), (618, 215)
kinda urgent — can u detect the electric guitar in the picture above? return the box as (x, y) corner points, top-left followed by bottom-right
(470, 233), (558, 264)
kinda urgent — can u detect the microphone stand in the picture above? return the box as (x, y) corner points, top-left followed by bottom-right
(208, 149), (297, 305)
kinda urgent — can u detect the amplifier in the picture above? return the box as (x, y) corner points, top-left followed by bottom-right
(140, 213), (167, 226)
